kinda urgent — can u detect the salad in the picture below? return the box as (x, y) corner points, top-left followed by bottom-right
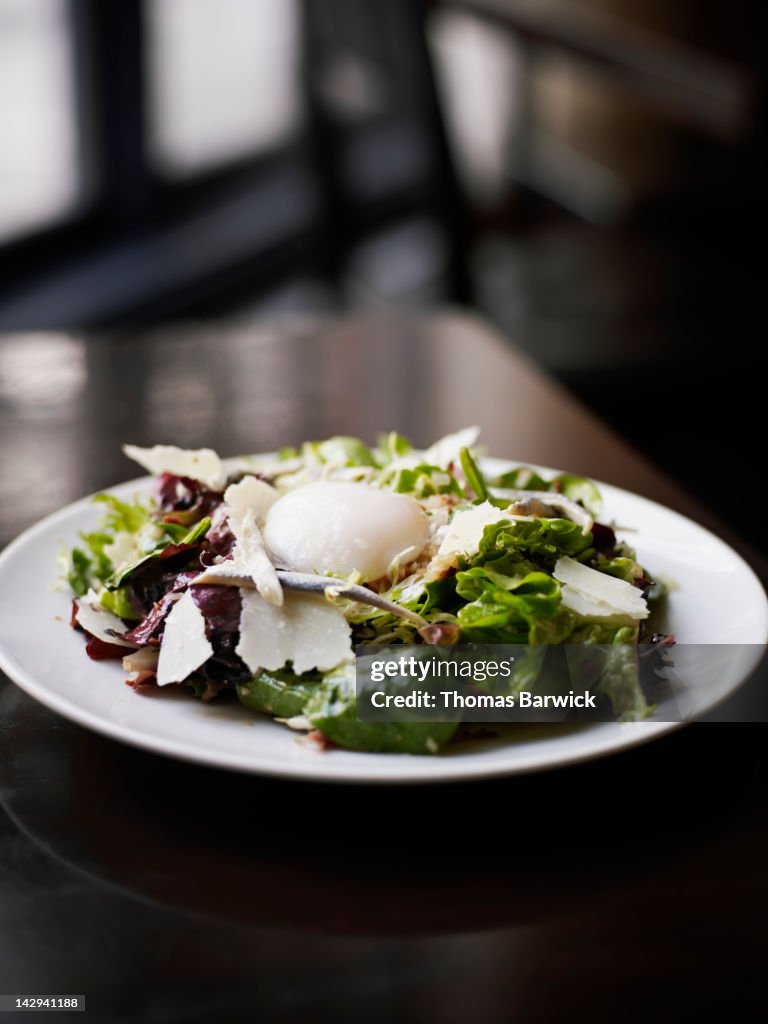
(63, 428), (670, 754)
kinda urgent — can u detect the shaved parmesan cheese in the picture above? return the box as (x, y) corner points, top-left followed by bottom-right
(156, 591), (213, 685)
(263, 481), (429, 582)
(236, 590), (352, 675)
(436, 502), (511, 560)
(230, 508), (283, 606)
(224, 475), (279, 526)
(75, 597), (139, 648)
(220, 475), (283, 603)
(423, 426), (481, 469)
(123, 444), (225, 490)
(554, 556), (648, 619)
(559, 587), (623, 619)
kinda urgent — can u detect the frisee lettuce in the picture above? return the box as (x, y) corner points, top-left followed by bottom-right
(383, 463), (463, 498)
(105, 516), (211, 590)
(92, 493), (153, 534)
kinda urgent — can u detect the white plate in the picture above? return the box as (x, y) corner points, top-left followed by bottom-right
(0, 460), (766, 783)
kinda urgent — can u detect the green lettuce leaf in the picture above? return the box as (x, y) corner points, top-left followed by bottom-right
(384, 463), (462, 498)
(551, 475), (602, 517)
(64, 493), (155, 595)
(305, 436), (376, 468)
(593, 555), (643, 584)
(92, 493), (153, 534)
(456, 569), (572, 644)
(237, 668), (321, 719)
(473, 517), (593, 574)
(306, 664), (459, 754)
(564, 621), (639, 645)
(65, 530), (115, 596)
(491, 467), (549, 491)
(459, 446), (489, 502)
(565, 641), (652, 721)
(489, 468), (602, 517)
(100, 586), (140, 621)
(158, 517), (211, 545)
(66, 548), (94, 597)
(375, 431), (413, 466)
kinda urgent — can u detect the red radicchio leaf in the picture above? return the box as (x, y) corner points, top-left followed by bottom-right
(123, 571), (199, 645)
(85, 634), (130, 661)
(189, 585), (242, 633)
(155, 472), (224, 518)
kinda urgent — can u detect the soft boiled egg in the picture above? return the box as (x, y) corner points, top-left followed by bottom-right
(262, 481), (429, 581)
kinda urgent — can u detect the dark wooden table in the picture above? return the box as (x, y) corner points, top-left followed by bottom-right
(1, 314), (766, 1023)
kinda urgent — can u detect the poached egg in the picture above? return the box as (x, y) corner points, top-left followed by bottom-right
(263, 481), (429, 581)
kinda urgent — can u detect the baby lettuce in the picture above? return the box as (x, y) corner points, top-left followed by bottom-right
(237, 669), (321, 719)
(450, 517), (653, 721)
(315, 436), (377, 468)
(291, 433), (416, 470)
(66, 493), (153, 596)
(66, 488), (211, 597)
(565, 641), (652, 721)
(295, 435), (377, 468)
(456, 569), (573, 644)
(93, 493), (153, 534)
(384, 463), (463, 498)
(489, 467), (602, 517)
(376, 431), (413, 465)
(553, 475), (602, 517)
(492, 467), (549, 491)
(306, 664), (459, 754)
(105, 516), (211, 589)
(66, 531), (113, 596)
(472, 517), (594, 572)
(459, 446), (489, 502)
(100, 586), (139, 621)
(449, 514), (595, 643)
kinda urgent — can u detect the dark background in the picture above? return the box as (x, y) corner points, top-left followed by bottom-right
(1, 0), (765, 552)
(1, 0), (765, 548)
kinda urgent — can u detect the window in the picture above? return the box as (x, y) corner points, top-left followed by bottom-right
(0, 0), (465, 327)
(0, 0), (81, 242)
(146, 0), (304, 177)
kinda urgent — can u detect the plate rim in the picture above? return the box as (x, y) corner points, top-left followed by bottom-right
(0, 460), (766, 784)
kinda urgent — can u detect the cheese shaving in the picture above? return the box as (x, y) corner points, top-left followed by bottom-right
(123, 444), (226, 490)
(436, 502), (512, 560)
(236, 590), (352, 675)
(224, 475), (279, 526)
(75, 596), (139, 648)
(156, 591), (213, 685)
(230, 508), (283, 606)
(554, 556), (648, 619)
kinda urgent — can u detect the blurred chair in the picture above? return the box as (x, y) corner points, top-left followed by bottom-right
(0, 0), (470, 329)
(425, 0), (764, 547)
(430, 0), (756, 224)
